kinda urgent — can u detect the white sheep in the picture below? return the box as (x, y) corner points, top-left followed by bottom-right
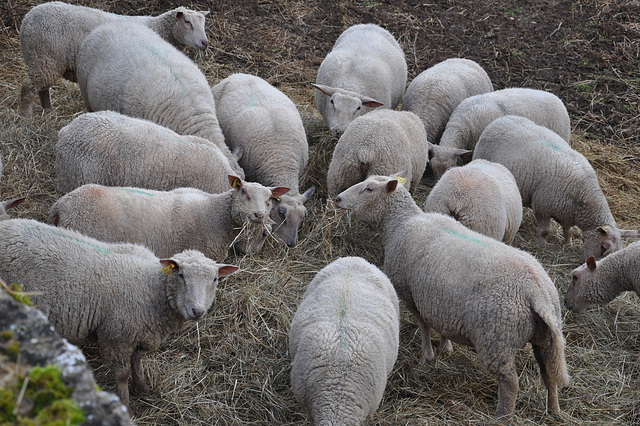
(289, 256), (399, 424)
(0, 218), (238, 412)
(429, 87), (572, 179)
(49, 176), (290, 260)
(19, 1), (209, 116)
(565, 241), (640, 312)
(211, 73), (315, 246)
(424, 159), (522, 244)
(402, 58), (494, 144)
(473, 115), (637, 260)
(335, 173), (569, 416)
(326, 109), (428, 198)
(54, 110), (244, 194)
(313, 23), (407, 135)
(76, 22), (233, 161)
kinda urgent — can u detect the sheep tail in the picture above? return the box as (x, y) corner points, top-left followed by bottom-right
(532, 297), (571, 387)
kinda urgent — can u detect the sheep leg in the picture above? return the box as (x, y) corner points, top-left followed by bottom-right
(19, 76), (36, 116)
(484, 351), (519, 416)
(414, 313), (435, 362)
(38, 88), (52, 109)
(131, 349), (152, 395)
(535, 214), (551, 246)
(532, 343), (561, 413)
(438, 337), (453, 355)
(113, 363), (132, 413)
(562, 225), (572, 244)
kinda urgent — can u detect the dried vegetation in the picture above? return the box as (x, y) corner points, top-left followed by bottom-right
(1, 0), (639, 424)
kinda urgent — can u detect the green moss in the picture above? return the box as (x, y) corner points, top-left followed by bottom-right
(0, 330), (12, 340)
(5, 283), (33, 306)
(0, 366), (86, 425)
(6, 341), (20, 361)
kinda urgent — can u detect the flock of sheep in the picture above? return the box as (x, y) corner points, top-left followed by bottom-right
(1, 2), (639, 424)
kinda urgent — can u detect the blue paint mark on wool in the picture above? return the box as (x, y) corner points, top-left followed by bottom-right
(116, 188), (155, 196)
(29, 223), (112, 254)
(441, 226), (488, 246)
(149, 46), (189, 96)
(539, 139), (565, 152)
(248, 95), (257, 107)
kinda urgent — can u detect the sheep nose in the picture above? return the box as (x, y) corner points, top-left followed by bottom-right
(190, 307), (205, 320)
(252, 212), (265, 222)
(335, 196), (342, 204)
(200, 39), (208, 49)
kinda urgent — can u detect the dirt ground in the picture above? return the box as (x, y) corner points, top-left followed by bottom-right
(1, 0), (640, 424)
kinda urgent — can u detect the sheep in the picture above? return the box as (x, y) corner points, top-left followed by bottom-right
(0, 218), (239, 412)
(334, 173), (569, 416)
(54, 110), (244, 195)
(19, 1), (209, 116)
(429, 87), (572, 179)
(473, 115), (637, 260)
(402, 58), (494, 144)
(289, 256), (400, 424)
(565, 241), (640, 312)
(49, 176), (290, 260)
(313, 23), (407, 136)
(424, 159), (522, 244)
(211, 73), (315, 246)
(326, 109), (428, 198)
(76, 22), (233, 161)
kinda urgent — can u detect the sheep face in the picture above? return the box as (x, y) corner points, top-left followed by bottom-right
(428, 143), (472, 180)
(313, 84), (383, 136)
(582, 225), (638, 261)
(334, 174), (404, 224)
(0, 198), (26, 221)
(565, 256), (599, 312)
(271, 187), (315, 247)
(173, 8), (209, 50)
(164, 251), (238, 321)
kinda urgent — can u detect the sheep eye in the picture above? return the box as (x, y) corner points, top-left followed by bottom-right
(363, 187), (373, 193)
(330, 99), (334, 105)
(356, 106), (361, 111)
(241, 188), (247, 195)
(279, 208), (286, 218)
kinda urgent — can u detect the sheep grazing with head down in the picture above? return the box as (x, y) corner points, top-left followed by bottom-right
(335, 173), (569, 416)
(289, 256), (399, 424)
(55, 110), (244, 194)
(49, 176), (289, 260)
(313, 23), (407, 136)
(76, 22), (234, 162)
(402, 58), (493, 144)
(0, 218), (239, 413)
(327, 109), (428, 198)
(19, 1), (209, 116)
(212, 73), (315, 246)
(473, 115), (637, 260)
(429, 87), (572, 179)
(565, 241), (640, 312)
(424, 159), (522, 244)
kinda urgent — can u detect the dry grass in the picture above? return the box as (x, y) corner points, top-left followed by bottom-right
(1, 1), (640, 424)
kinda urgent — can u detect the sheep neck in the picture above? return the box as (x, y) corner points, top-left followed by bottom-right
(596, 249), (640, 297)
(380, 188), (423, 241)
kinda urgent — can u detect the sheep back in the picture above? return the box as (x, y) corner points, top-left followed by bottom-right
(289, 256), (399, 424)
(473, 115), (636, 259)
(402, 58), (493, 144)
(76, 22), (231, 159)
(55, 110), (244, 194)
(327, 109), (427, 198)
(424, 159), (522, 243)
(314, 23), (407, 135)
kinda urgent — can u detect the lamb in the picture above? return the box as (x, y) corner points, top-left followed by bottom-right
(473, 115), (637, 260)
(334, 173), (569, 416)
(19, 1), (209, 116)
(401, 58), (494, 144)
(76, 22), (233, 161)
(54, 110), (244, 194)
(49, 176), (289, 260)
(313, 23), (407, 136)
(424, 159), (522, 244)
(565, 241), (640, 312)
(327, 109), (428, 198)
(0, 218), (239, 412)
(429, 87), (572, 179)
(289, 256), (399, 424)
(211, 73), (315, 246)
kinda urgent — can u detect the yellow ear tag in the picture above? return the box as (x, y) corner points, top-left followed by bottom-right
(162, 264), (175, 276)
(397, 176), (407, 186)
(274, 197), (280, 202)
(232, 179), (242, 188)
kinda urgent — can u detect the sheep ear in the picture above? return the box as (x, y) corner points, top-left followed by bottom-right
(271, 187), (290, 198)
(311, 84), (336, 96)
(232, 145), (243, 161)
(3, 197), (26, 210)
(460, 150), (474, 164)
(175, 11), (184, 20)
(159, 259), (178, 275)
(586, 256), (597, 272)
(301, 186), (315, 202)
(361, 100), (383, 109)
(199, 10), (210, 16)
(228, 175), (243, 189)
(620, 229), (638, 238)
(218, 265), (239, 276)
(386, 179), (399, 193)
(596, 225), (610, 236)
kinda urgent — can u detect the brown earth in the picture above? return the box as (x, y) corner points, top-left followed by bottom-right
(1, 0), (639, 424)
